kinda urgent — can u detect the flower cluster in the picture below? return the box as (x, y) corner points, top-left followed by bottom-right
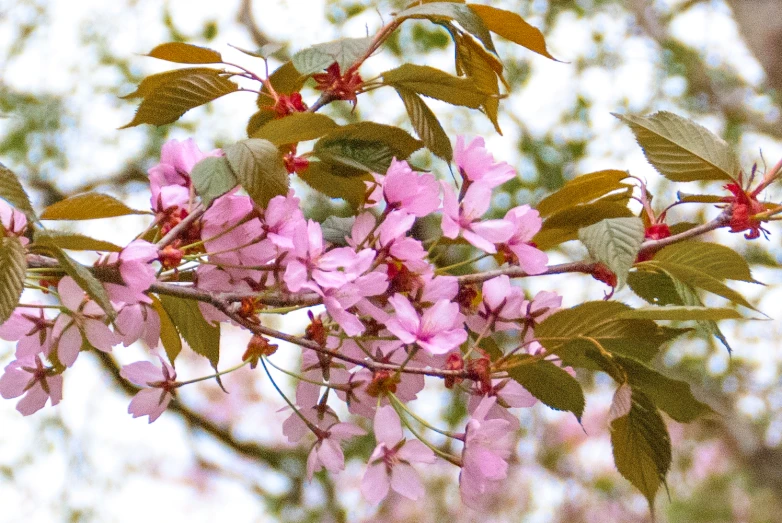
(1, 136), (561, 507)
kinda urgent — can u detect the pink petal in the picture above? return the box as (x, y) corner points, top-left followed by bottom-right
(361, 462), (390, 505)
(397, 440), (436, 464)
(390, 463), (425, 500)
(373, 405), (403, 446)
(16, 384), (49, 415)
(57, 322), (83, 367)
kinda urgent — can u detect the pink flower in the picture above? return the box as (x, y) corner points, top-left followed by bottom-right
(441, 182), (514, 253)
(52, 277), (120, 367)
(0, 306), (54, 358)
(306, 421), (366, 480)
(0, 356), (63, 415)
(382, 158), (440, 216)
(467, 378), (536, 429)
(120, 357), (177, 423)
(147, 138), (221, 203)
(115, 302), (161, 348)
(361, 406), (436, 504)
(102, 240), (158, 304)
(466, 275), (526, 334)
(501, 205), (548, 275)
(454, 136), (515, 189)
(0, 199), (28, 243)
(386, 294), (467, 355)
(459, 396), (515, 508)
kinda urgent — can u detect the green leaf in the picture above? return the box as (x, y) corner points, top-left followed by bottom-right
(190, 157), (238, 207)
(314, 122), (422, 173)
(252, 112), (339, 145)
(146, 42), (222, 64)
(669, 275), (733, 353)
(382, 64), (484, 108)
(394, 87), (453, 161)
(642, 259), (757, 311)
(0, 235), (26, 326)
(654, 241), (757, 283)
(297, 161), (371, 211)
(611, 389), (671, 509)
(397, 2), (496, 54)
(616, 356), (713, 423)
(230, 43), (284, 60)
(224, 139), (289, 208)
(469, 4), (556, 60)
(535, 301), (687, 363)
(157, 294), (220, 369)
(291, 37), (373, 75)
(150, 295), (182, 364)
(508, 357), (585, 419)
(47, 246), (116, 320)
(320, 216), (356, 246)
(614, 111), (740, 182)
(121, 69), (238, 128)
(0, 163), (36, 219)
(39, 193), (147, 221)
(628, 269), (692, 306)
(578, 217), (645, 289)
(33, 230), (122, 252)
(536, 170), (630, 218)
(616, 306), (743, 321)
(534, 200), (634, 250)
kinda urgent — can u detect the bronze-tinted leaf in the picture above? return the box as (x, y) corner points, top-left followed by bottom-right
(382, 64), (484, 108)
(146, 42), (222, 64)
(40, 193), (148, 220)
(121, 69), (238, 128)
(395, 87), (453, 161)
(0, 163), (36, 220)
(252, 112), (339, 145)
(0, 235), (26, 326)
(297, 161), (372, 211)
(469, 4), (556, 60)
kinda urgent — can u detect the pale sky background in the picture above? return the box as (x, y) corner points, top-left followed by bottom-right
(1, 1), (781, 521)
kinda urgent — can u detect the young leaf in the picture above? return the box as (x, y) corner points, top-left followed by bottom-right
(578, 217), (645, 289)
(654, 241), (757, 283)
(454, 32), (503, 133)
(252, 112), (339, 145)
(394, 87), (453, 161)
(669, 275), (733, 353)
(397, 2), (496, 54)
(291, 37), (373, 75)
(190, 157), (238, 207)
(157, 294), (220, 369)
(121, 69), (238, 128)
(507, 358), (585, 419)
(534, 200), (634, 250)
(313, 122), (422, 173)
(33, 230), (123, 252)
(642, 259), (757, 311)
(146, 42), (223, 64)
(469, 4), (556, 60)
(149, 295), (182, 365)
(536, 170), (631, 218)
(535, 301), (687, 362)
(382, 64), (484, 108)
(247, 61), (306, 136)
(614, 111), (740, 182)
(0, 163), (36, 219)
(121, 67), (219, 99)
(40, 193), (148, 220)
(616, 306), (743, 321)
(224, 138), (289, 208)
(46, 246), (117, 320)
(297, 161), (371, 211)
(0, 235), (26, 326)
(611, 389), (672, 510)
(615, 356), (713, 423)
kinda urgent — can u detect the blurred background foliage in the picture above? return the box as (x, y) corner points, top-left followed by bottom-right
(2, 0), (782, 521)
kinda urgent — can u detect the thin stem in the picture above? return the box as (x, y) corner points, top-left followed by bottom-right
(174, 360), (250, 387)
(388, 394), (462, 466)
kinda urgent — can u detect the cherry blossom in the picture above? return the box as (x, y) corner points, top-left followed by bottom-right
(500, 205), (548, 275)
(0, 356), (63, 415)
(101, 240), (158, 304)
(361, 405), (436, 504)
(382, 158), (440, 216)
(441, 182), (514, 254)
(459, 396), (515, 507)
(120, 357), (177, 423)
(306, 421), (366, 480)
(454, 136), (516, 189)
(385, 293), (467, 355)
(0, 306), (54, 358)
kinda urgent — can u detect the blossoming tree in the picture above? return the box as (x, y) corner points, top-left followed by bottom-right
(0, 2), (779, 513)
